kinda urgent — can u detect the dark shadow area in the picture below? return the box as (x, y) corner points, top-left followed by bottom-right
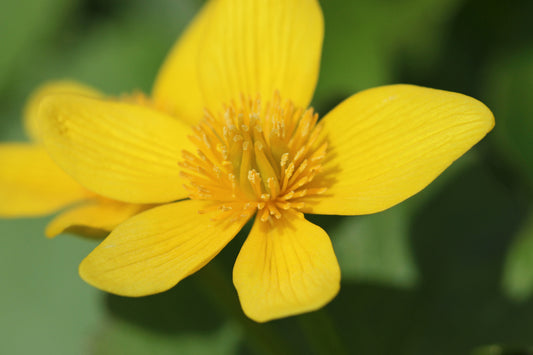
(328, 282), (416, 354)
(105, 274), (224, 334)
(397, 0), (533, 95)
(314, 92), (350, 118)
(406, 161), (530, 354)
(311, 159), (533, 355)
(306, 214), (346, 234)
(78, 0), (127, 26)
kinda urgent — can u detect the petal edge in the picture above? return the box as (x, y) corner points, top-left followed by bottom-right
(80, 200), (252, 296)
(233, 212), (340, 322)
(304, 84), (494, 215)
(46, 199), (152, 238)
(0, 144), (88, 217)
(198, 0), (324, 111)
(39, 94), (195, 204)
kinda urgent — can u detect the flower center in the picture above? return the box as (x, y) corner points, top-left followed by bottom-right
(180, 93), (328, 223)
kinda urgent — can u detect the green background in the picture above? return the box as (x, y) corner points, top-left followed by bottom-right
(1, 0), (533, 354)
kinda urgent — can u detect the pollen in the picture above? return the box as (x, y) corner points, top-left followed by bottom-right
(180, 92), (328, 223)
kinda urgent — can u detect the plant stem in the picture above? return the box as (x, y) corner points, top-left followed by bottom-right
(194, 261), (297, 355)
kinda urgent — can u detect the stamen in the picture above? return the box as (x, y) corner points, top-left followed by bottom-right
(248, 169), (263, 197)
(180, 93), (328, 222)
(267, 203), (282, 219)
(280, 153), (289, 169)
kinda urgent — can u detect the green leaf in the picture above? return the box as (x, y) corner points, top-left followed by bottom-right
(503, 211), (533, 301)
(485, 49), (533, 186)
(314, 0), (464, 110)
(332, 205), (419, 288)
(328, 147), (476, 289)
(93, 319), (242, 355)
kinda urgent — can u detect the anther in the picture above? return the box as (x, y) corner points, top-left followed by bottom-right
(280, 153), (289, 168)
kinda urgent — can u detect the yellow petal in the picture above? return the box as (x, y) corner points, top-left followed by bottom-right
(304, 84), (495, 215)
(79, 199), (252, 296)
(46, 199), (153, 238)
(24, 80), (101, 143)
(198, 0), (323, 111)
(0, 144), (88, 217)
(233, 212), (340, 322)
(39, 94), (196, 204)
(152, 1), (215, 125)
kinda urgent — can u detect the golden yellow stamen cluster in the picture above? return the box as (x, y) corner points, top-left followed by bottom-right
(180, 93), (328, 223)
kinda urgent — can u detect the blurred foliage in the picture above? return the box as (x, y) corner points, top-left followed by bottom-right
(503, 211), (533, 301)
(472, 345), (533, 355)
(2, 0), (533, 354)
(486, 49), (533, 185)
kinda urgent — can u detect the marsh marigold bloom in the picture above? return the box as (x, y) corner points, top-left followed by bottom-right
(38, 0), (494, 322)
(0, 82), (150, 237)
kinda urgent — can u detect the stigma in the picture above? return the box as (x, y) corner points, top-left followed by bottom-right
(180, 93), (328, 223)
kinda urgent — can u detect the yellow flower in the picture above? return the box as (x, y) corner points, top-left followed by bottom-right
(38, 0), (494, 322)
(0, 81), (150, 237)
